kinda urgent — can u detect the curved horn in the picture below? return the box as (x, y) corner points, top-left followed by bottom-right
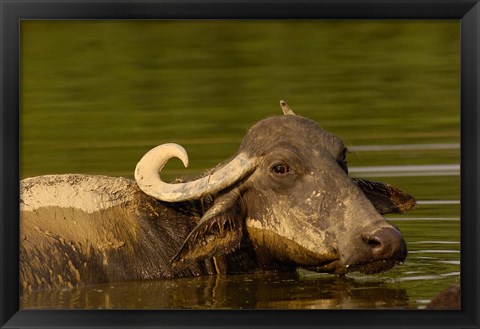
(135, 143), (258, 202)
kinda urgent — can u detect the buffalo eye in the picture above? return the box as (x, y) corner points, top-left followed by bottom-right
(272, 164), (290, 175)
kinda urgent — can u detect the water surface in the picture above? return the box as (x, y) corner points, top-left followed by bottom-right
(20, 20), (460, 309)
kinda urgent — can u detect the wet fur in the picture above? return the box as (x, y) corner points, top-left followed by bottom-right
(20, 175), (261, 290)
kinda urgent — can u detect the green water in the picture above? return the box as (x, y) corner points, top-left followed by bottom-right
(19, 20), (460, 309)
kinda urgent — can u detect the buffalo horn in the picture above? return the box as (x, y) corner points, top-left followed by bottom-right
(280, 100), (296, 115)
(135, 143), (258, 202)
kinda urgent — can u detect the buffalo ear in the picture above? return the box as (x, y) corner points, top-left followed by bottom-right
(353, 178), (416, 214)
(171, 188), (244, 268)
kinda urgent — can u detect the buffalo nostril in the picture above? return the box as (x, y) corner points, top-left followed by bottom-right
(363, 236), (382, 248)
(362, 227), (407, 260)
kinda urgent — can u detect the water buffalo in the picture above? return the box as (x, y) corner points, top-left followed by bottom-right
(20, 101), (415, 291)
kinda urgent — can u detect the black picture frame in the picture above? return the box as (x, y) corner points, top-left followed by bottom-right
(1, 0), (479, 328)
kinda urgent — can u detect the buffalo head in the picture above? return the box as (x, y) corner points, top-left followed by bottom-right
(135, 102), (414, 275)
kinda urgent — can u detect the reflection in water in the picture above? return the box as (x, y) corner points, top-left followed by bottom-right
(21, 272), (410, 309)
